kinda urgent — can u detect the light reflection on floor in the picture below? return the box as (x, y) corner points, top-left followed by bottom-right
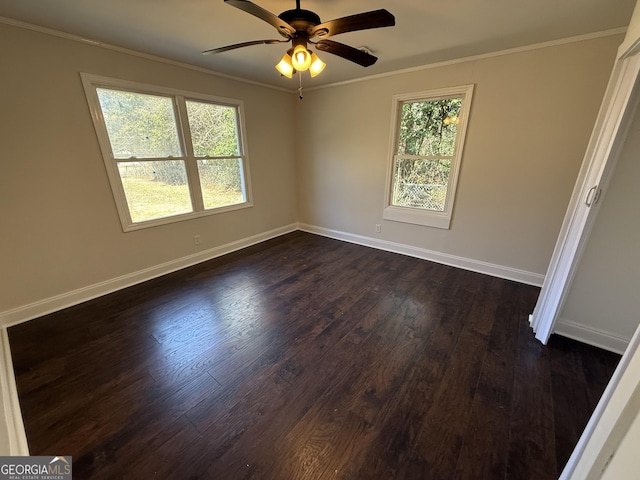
(147, 268), (270, 384)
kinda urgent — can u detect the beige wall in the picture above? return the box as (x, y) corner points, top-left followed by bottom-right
(0, 23), (624, 316)
(296, 35), (622, 276)
(0, 22), (297, 314)
(560, 100), (640, 349)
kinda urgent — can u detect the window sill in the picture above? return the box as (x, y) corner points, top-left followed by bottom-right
(383, 205), (451, 229)
(122, 201), (253, 232)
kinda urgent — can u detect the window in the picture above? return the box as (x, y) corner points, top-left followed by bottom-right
(384, 85), (473, 229)
(81, 74), (251, 231)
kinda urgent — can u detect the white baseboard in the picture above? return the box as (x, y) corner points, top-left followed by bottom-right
(0, 224), (297, 328)
(298, 223), (545, 287)
(0, 328), (29, 455)
(555, 318), (629, 354)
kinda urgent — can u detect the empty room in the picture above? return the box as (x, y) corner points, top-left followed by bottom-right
(1, 0), (640, 479)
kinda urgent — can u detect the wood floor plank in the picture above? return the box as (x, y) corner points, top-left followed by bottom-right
(409, 328), (488, 478)
(56, 370), (220, 479)
(7, 231), (620, 479)
(343, 270), (480, 478)
(506, 301), (558, 480)
(547, 335), (614, 472)
(453, 281), (520, 480)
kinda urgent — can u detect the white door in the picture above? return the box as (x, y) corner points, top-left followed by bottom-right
(529, 54), (640, 343)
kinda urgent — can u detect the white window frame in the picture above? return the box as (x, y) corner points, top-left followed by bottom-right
(383, 84), (474, 229)
(81, 73), (253, 232)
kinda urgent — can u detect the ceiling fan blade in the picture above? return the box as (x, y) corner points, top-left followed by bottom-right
(202, 39), (288, 55)
(224, 0), (296, 37)
(314, 39), (378, 67)
(309, 9), (395, 38)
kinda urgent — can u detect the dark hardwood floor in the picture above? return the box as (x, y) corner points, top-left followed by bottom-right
(8, 232), (620, 479)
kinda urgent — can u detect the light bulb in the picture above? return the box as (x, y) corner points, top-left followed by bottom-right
(309, 52), (326, 77)
(291, 44), (312, 71)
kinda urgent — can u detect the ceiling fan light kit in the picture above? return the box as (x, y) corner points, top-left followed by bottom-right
(275, 48), (325, 79)
(203, 0), (395, 79)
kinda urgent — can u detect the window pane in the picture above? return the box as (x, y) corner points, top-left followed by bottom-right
(117, 161), (192, 222)
(398, 98), (462, 156)
(197, 159), (245, 209)
(97, 89), (182, 159)
(392, 158), (451, 211)
(186, 101), (239, 157)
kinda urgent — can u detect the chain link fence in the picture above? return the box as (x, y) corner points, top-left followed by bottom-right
(393, 183), (447, 211)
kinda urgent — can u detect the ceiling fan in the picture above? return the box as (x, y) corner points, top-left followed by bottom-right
(202, 0), (395, 78)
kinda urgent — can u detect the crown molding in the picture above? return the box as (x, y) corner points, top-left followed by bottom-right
(0, 15), (627, 94)
(307, 27), (628, 91)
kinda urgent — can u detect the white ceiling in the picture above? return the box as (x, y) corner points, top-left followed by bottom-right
(0, 0), (635, 90)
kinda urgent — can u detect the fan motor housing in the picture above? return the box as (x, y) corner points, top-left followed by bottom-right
(279, 8), (321, 34)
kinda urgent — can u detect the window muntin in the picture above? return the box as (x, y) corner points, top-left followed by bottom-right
(384, 85), (473, 229)
(82, 74), (252, 231)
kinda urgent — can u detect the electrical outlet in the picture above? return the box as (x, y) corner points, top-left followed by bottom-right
(193, 235), (201, 245)
(375, 224), (381, 233)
